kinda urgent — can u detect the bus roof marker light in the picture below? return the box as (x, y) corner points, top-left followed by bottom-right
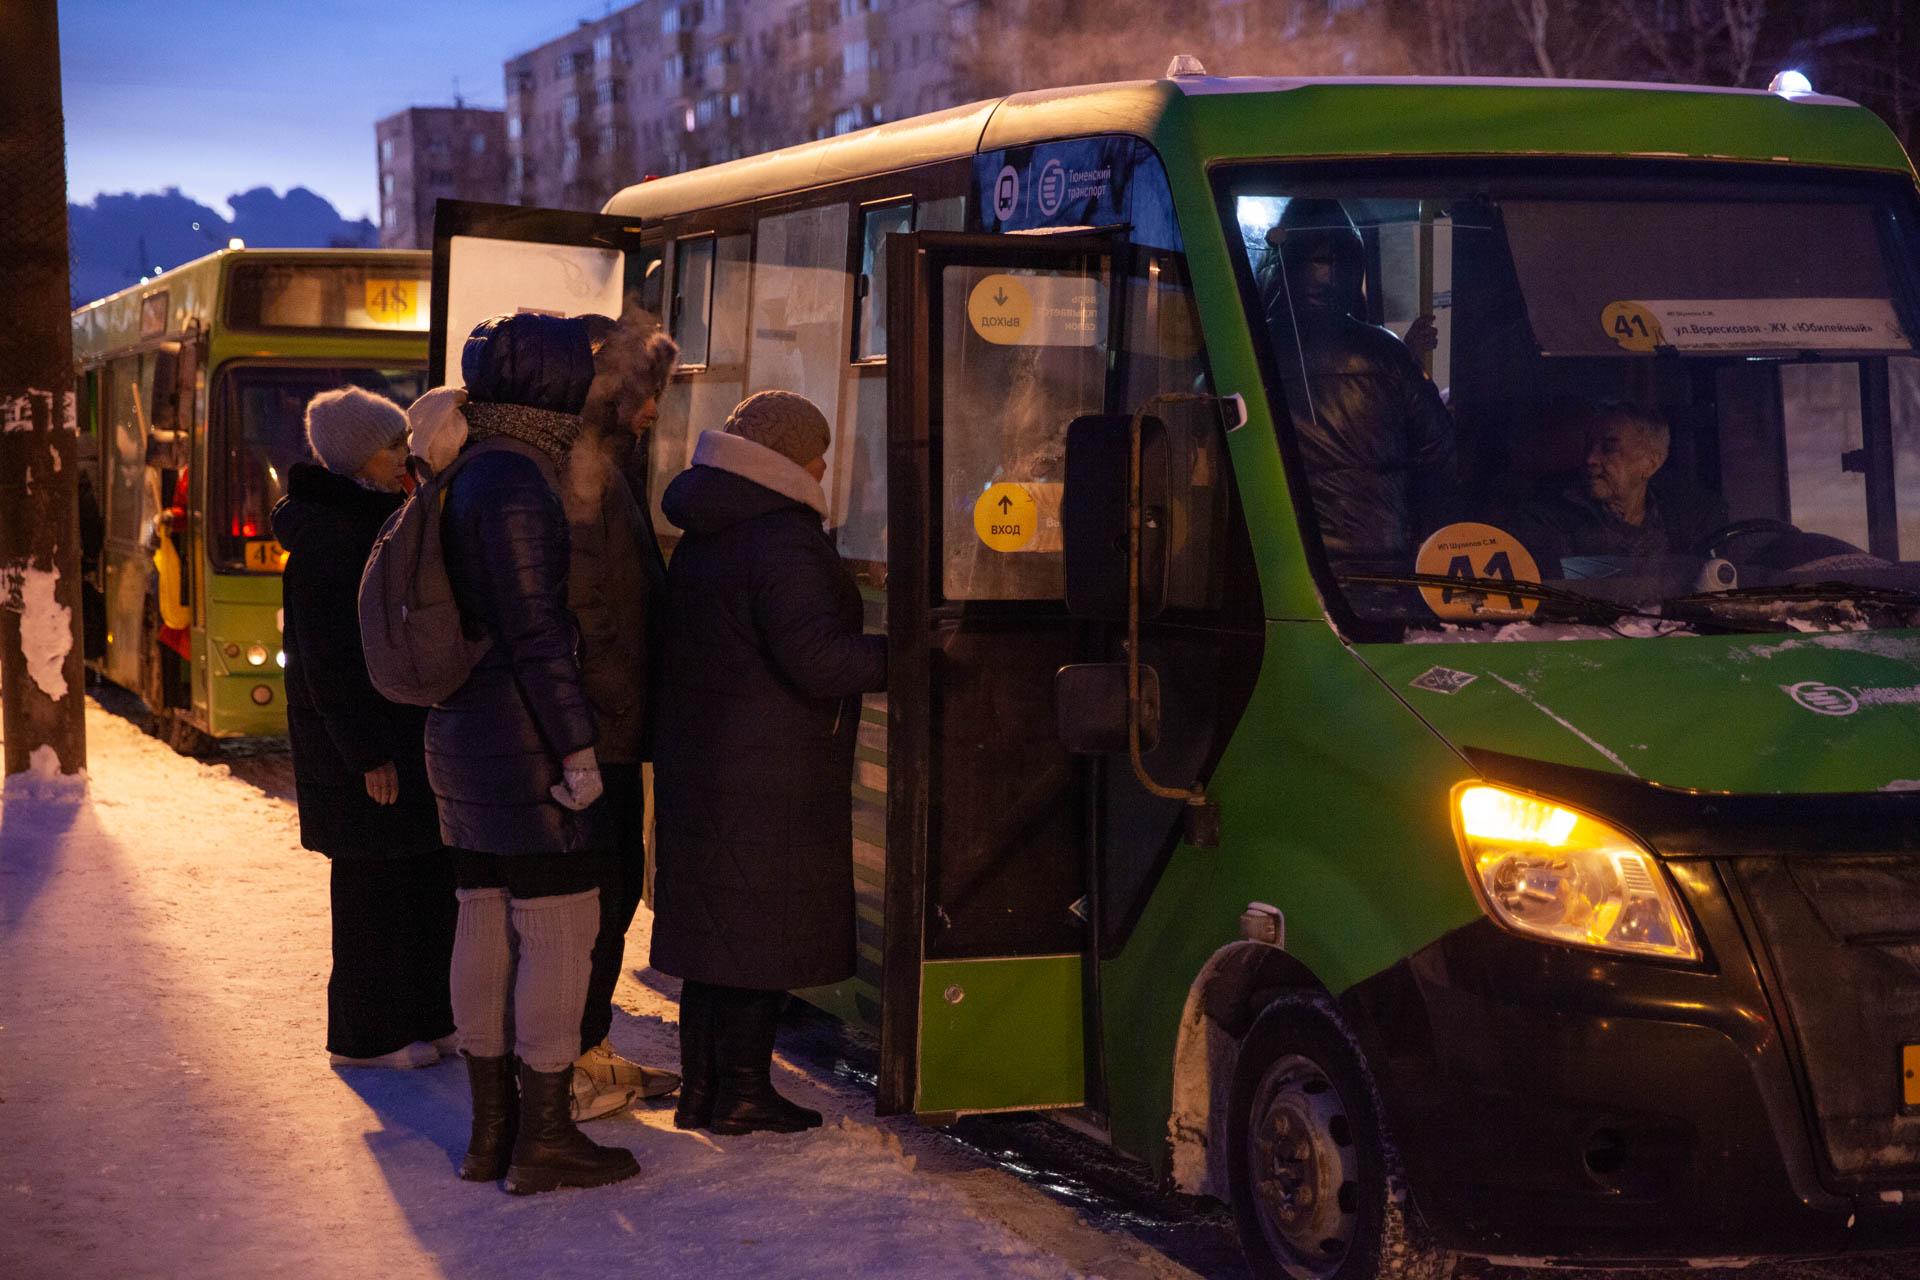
(1769, 69), (1814, 98)
(228, 237), (245, 250)
(1166, 54), (1208, 79)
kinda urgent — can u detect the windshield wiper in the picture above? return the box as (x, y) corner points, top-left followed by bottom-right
(1664, 581), (1920, 616)
(1336, 572), (1678, 629)
(1666, 579), (1920, 625)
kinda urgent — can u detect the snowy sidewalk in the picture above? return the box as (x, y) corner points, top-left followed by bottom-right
(0, 700), (1199, 1280)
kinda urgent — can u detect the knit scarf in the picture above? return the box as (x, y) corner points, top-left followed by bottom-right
(463, 401), (583, 460)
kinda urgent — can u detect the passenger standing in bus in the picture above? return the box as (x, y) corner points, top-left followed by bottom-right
(558, 314), (683, 1119)
(652, 390), (887, 1135)
(429, 314), (639, 1194)
(272, 386), (454, 1071)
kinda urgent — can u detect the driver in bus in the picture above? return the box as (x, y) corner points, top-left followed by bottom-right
(1505, 401), (1727, 569)
(1257, 197), (1456, 574)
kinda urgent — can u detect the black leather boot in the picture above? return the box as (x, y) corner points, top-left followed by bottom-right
(673, 980), (715, 1131)
(504, 1063), (641, 1195)
(708, 989), (822, 1136)
(459, 1052), (518, 1182)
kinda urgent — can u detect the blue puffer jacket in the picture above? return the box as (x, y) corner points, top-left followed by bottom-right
(424, 314), (604, 856)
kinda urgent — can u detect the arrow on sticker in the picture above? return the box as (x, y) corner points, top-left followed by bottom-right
(997, 494), (1013, 514)
(992, 287), (1008, 306)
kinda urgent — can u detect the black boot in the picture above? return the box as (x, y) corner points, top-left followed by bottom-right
(673, 980), (716, 1131)
(709, 989), (822, 1136)
(504, 1063), (641, 1195)
(459, 1052), (518, 1182)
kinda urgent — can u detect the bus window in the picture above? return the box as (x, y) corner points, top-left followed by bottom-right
(1224, 165), (1920, 635)
(212, 365), (424, 570)
(917, 195), (964, 233)
(650, 232), (749, 535)
(748, 203), (852, 518)
(107, 355), (153, 548)
(1780, 362), (1872, 551)
(668, 235), (715, 367)
(854, 201), (913, 361)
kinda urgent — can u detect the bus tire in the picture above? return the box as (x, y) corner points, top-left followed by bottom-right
(1227, 995), (1451, 1280)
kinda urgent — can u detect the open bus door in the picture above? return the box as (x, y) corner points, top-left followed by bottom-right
(427, 199), (656, 388)
(877, 231), (1124, 1120)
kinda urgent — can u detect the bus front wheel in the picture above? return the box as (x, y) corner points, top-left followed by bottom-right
(1228, 996), (1451, 1280)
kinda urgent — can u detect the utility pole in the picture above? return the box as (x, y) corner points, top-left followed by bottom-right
(0, 0), (87, 781)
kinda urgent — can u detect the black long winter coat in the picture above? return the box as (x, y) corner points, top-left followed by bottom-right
(426, 444), (605, 855)
(271, 464), (440, 859)
(650, 457), (887, 991)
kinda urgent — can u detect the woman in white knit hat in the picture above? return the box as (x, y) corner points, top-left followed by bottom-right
(270, 385), (456, 1070)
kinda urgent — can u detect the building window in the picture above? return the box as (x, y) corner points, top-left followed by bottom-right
(471, 133), (487, 155)
(380, 137), (394, 162)
(381, 173), (395, 196)
(508, 114), (522, 141)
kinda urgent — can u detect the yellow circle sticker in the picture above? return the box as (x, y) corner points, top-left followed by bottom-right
(1601, 300), (1664, 352)
(974, 482), (1039, 552)
(1414, 522), (1541, 620)
(967, 274), (1035, 346)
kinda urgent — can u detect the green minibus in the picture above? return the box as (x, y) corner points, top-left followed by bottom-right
(72, 249), (430, 750)
(432, 66), (1920, 1278)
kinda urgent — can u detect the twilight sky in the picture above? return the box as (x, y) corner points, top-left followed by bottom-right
(60, 0), (596, 221)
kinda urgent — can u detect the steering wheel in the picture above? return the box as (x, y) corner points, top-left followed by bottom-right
(1694, 517), (1801, 560)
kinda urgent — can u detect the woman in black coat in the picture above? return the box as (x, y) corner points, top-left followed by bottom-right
(430, 312), (638, 1196)
(652, 390), (887, 1135)
(272, 386), (453, 1069)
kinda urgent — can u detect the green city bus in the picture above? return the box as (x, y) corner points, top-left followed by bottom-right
(433, 67), (1920, 1277)
(72, 248), (430, 751)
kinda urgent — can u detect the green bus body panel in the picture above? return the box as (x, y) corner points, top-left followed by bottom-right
(1099, 621), (1483, 1164)
(917, 956), (1086, 1114)
(1359, 630), (1920, 793)
(1172, 81), (1915, 173)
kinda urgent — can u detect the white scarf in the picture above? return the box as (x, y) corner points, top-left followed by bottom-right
(691, 430), (830, 521)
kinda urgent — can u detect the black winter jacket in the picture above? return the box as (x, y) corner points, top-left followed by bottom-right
(1269, 306), (1457, 571)
(271, 464), (440, 859)
(650, 441), (887, 990)
(426, 443), (604, 855)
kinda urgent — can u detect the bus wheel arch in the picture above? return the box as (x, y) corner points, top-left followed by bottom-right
(1168, 940), (1327, 1201)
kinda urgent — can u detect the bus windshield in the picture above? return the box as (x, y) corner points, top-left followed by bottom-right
(213, 364), (424, 570)
(1221, 162), (1920, 638)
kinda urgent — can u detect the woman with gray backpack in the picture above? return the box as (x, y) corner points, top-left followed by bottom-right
(375, 312), (639, 1195)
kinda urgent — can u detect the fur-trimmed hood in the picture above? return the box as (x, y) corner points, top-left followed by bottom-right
(660, 430), (832, 537)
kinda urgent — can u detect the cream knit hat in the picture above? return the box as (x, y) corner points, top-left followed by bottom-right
(304, 386), (406, 477)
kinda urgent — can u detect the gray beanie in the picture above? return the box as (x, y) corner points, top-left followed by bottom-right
(305, 386), (405, 477)
(722, 390), (830, 466)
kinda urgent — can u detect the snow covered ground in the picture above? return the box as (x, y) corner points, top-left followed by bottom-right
(0, 698), (1206, 1280)
(7, 695), (1920, 1280)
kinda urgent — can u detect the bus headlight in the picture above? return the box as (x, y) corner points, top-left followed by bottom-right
(1452, 783), (1700, 962)
(245, 644), (269, 667)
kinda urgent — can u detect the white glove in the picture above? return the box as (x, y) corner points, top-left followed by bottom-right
(550, 747), (604, 811)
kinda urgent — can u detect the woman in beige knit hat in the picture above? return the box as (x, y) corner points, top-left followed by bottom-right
(651, 390), (886, 1135)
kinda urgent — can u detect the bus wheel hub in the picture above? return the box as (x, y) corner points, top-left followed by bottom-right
(1249, 1055), (1359, 1277)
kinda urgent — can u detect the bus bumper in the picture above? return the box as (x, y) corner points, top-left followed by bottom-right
(1344, 863), (1920, 1264)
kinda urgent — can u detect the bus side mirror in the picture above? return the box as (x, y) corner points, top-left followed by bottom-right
(1063, 413), (1168, 621)
(1055, 662), (1160, 755)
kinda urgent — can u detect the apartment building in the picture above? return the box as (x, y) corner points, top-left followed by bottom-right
(502, 0), (976, 212)
(374, 105), (509, 249)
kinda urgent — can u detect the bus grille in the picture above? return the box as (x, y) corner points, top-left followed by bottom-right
(1730, 855), (1920, 1181)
